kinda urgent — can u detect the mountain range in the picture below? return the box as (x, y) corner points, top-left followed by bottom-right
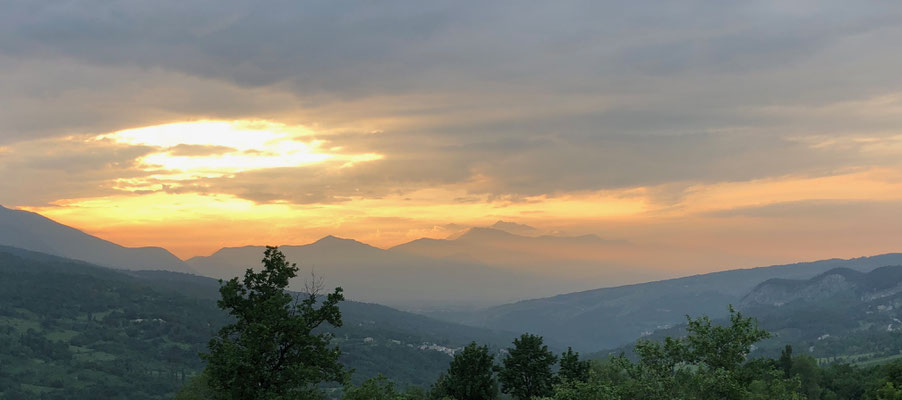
(600, 265), (902, 365)
(0, 206), (657, 310)
(5, 205), (902, 355)
(0, 205), (193, 273)
(435, 253), (902, 351)
(738, 265), (902, 360)
(389, 226), (657, 284)
(186, 235), (584, 310)
(185, 223), (671, 310)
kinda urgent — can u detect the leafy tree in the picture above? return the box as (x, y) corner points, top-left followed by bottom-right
(746, 369), (803, 400)
(684, 305), (770, 372)
(499, 333), (558, 400)
(432, 342), (498, 400)
(559, 347), (590, 383)
(342, 375), (401, 400)
(779, 345), (793, 378)
(540, 378), (620, 400)
(200, 246), (345, 399)
(683, 306), (771, 399)
(175, 372), (215, 400)
(569, 307), (786, 400)
(790, 354), (822, 399)
(876, 381), (902, 400)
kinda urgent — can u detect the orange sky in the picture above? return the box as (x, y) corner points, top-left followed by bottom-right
(5, 120), (902, 276)
(3, 2), (902, 279)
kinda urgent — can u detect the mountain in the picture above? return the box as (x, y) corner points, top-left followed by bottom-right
(740, 267), (902, 309)
(0, 205), (193, 273)
(0, 245), (518, 398)
(393, 227), (622, 261)
(390, 227), (655, 286)
(187, 235), (584, 311)
(736, 265), (902, 359)
(488, 220), (538, 235)
(437, 253), (902, 352)
(601, 265), (902, 364)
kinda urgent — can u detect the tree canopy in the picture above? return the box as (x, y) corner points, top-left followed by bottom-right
(499, 333), (558, 400)
(432, 342), (498, 400)
(200, 246), (345, 399)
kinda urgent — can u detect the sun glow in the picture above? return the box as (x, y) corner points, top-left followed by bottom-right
(98, 120), (382, 189)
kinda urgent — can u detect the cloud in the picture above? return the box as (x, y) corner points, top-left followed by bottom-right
(166, 144), (238, 157)
(2, 1), (902, 206)
(0, 136), (158, 205)
(703, 199), (902, 220)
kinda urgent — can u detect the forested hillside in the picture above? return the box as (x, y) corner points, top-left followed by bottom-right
(441, 254), (902, 351)
(0, 246), (513, 399)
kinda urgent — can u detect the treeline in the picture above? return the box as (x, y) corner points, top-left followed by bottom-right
(178, 304), (902, 400)
(174, 248), (902, 400)
(323, 311), (902, 399)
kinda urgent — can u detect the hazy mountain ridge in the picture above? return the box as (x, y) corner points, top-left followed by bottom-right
(438, 254), (902, 352)
(585, 265), (902, 364)
(0, 205), (193, 273)
(8, 205), (902, 357)
(187, 234), (591, 311)
(741, 265), (902, 309)
(733, 265), (902, 361)
(391, 226), (626, 260)
(390, 226), (656, 294)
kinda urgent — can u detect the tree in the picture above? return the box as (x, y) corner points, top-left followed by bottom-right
(559, 347), (591, 384)
(343, 375), (433, 400)
(174, 372), (215, 400)
(342, 375), (401, 400)
(541, 379), (621, 400)
(433, 342), (498, 400)
(779, 345), (793, 378)
(680, 306), (772, 399)
(791, 354), (822, 399)
(684, 305), (770, 372)
(876, 382), (902, 400)
(499, 333), (558, 400)
(200, 246), (345, 399)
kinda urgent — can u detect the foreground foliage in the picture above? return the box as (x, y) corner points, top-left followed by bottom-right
(499, 333), (558, 399)
(201, 246), (346, 399)
(431, 342), (498, 400)
(400, 307), (902, 400)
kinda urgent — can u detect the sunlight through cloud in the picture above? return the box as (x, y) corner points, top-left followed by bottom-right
(97, 120), (383, 190)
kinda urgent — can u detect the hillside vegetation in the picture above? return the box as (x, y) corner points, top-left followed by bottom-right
(0, 247), (513, 399)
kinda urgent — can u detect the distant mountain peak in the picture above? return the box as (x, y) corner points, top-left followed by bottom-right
(456, 227), (518, 241)
(315, 234), (344, 242)
(489, 220), (537, 235)
(311, 235), (376, 249)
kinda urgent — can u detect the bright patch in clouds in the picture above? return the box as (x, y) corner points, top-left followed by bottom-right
(98, 120), (382, 190)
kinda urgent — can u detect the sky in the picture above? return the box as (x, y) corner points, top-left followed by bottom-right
(2, 1), (902, 274)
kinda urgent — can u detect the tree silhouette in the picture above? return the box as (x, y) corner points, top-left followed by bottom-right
(499, 333), (557, 400)
(201, 246), (345, 399)
(559, 347), (590, 383)
(433, 342), (498, 400)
